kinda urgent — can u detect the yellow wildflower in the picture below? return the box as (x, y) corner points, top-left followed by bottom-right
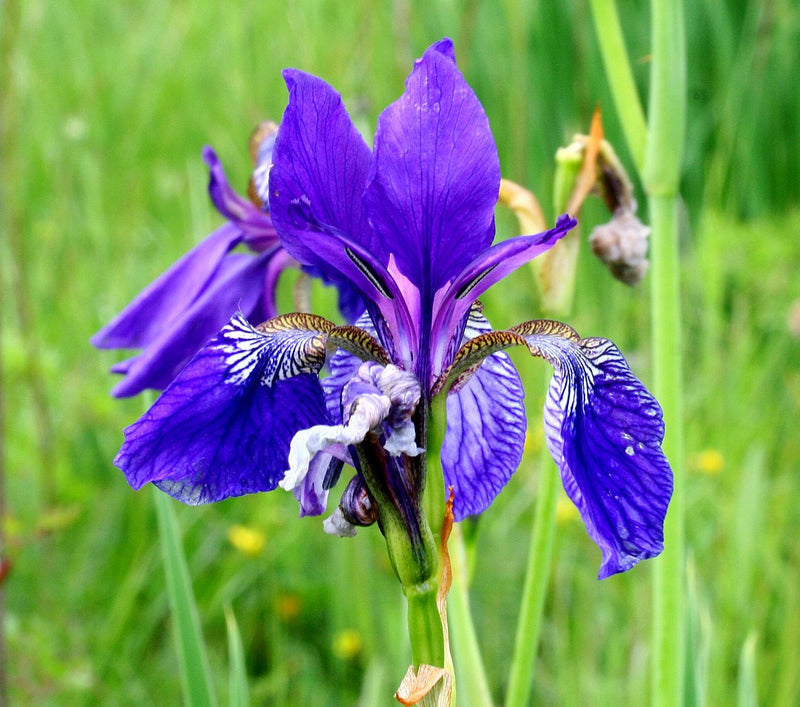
(227, 524), (265, 556)
(332, 629), (362, 660)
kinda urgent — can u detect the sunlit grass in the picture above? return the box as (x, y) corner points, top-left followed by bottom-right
(2, 0), (799, 704)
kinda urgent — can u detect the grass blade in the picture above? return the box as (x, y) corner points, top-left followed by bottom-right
(224, 604), (249, 707)
(154, 490), (218, 707)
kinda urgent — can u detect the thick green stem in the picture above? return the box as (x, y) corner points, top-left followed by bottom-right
(356, 436), (444, 668)
(425, 396), (448, 538)
(648, 196), (685, 707)
(587, 0), (648, 172)
(504, 428), (560, 707)
(381, 500), (444, 668)
(646, 2), (686, 705)
(405, 576), (445, 668)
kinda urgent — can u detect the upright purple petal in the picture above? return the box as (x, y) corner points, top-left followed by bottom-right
(521, 330), (673, 578)
(269, 69), (374, 265)
(440, 310), (526, 519)
(92, 223), (243, 350)
(115, 313), (331, 503)
(363, 38), (501, 293)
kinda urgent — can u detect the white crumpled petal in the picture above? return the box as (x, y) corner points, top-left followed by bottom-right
(280, 393), (390, 491)
(323, 508), (359, 537)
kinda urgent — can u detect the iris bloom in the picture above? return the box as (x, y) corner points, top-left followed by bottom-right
(112, 39), (672, 579)
(92, 123), (361, 397)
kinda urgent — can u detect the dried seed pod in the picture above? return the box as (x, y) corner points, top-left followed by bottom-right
(590, 207), (650, 286)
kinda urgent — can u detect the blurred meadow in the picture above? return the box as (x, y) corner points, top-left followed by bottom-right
(2, 0), (799, 704)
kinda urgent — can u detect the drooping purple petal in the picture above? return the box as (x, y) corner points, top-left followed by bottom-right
(203, 146), (278, 249)
(109, 248), (285, 397)
(363, 38), (501, 293)
(440, 310), (526, 519)
(269, 69), (374, 265)
(92, 223), (243, 350)
(115, 313), (331, 504)
(518, 329), (672, 578)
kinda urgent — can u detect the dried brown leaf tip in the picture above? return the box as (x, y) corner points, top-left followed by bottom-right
(395, 664), (453, 706)
(561, 107), (651, 286)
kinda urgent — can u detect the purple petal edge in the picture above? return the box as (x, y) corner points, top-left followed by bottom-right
(441, 310), (526, 519)
(115, 314), (329, 504)
(539, 335), (673, 579)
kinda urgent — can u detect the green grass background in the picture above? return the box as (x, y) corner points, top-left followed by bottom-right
(2, 0), (799, 704)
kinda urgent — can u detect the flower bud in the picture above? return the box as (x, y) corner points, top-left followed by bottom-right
(323, 474), (378, 537)
(589, 208), (650, 285)
(248, 120), (279, 208)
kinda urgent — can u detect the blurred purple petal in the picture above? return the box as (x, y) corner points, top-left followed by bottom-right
(364, 38), (500, 292)
(109, 248), (287, 397)
(115, 313), (330, 503)
(203, 146), (278, 249)
(92, 223), (243, 350)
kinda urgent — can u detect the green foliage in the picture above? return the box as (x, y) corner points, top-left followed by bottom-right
(2, 0), (799, 704)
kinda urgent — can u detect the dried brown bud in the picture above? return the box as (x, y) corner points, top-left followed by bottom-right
(589, 208), (650, 286)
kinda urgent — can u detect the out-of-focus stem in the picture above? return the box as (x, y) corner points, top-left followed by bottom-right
(587, 0), (648, 172)
(645, 0), (686, 705)
(448, 524), (494, 706)
(504, 440), (560, 707)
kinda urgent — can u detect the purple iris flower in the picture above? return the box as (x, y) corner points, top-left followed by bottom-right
(112, 39), (672, 579)
(92, 124), (362, 398)
(92, 124), (292, 397)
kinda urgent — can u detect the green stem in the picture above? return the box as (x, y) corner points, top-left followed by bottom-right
(356, 436), (444, 668)
(405, 576), (445, 668)
(449, 524), (494, 707)
(587, 0), (648, 172)
(381, 500), (444, 668)
(644, 0), (686, 197)
(504, 435), (560, 707)
(591, 0), (686, 702)
(648, 195), (685, 707)
(645, 1), (686, 705)
(425, 396), (448, 538)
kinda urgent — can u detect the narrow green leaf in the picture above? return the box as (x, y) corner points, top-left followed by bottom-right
(737, 633), (759, 707)
(224, 603), (249, 707)
(154, 490), (218, 707)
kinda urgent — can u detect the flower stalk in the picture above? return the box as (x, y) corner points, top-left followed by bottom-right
(646, 2), (687, 704)
(589, 0), (687, 704)
(587, 0), (648, 172)
(355, 436), (444, 668)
